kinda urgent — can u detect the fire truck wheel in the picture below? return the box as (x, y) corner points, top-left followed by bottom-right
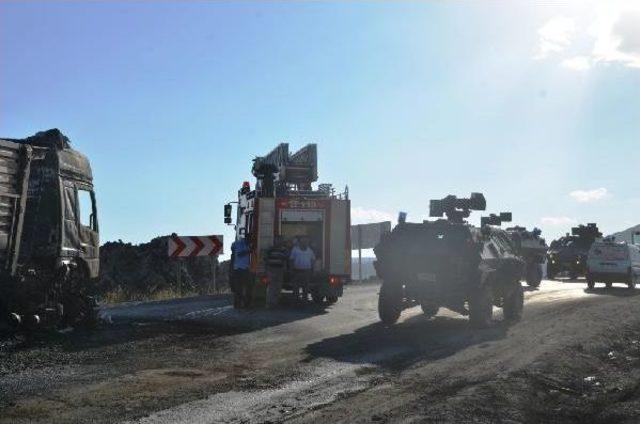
(62, 266), (97, 329)
(311, 292), (325, 304)
(326, 295), (338, 304)
(378, 282), (402, 325)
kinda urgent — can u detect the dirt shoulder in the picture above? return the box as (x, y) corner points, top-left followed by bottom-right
(294, 288), (640, 423)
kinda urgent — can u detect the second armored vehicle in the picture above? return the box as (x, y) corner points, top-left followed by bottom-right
(374, 193), (524, 328)
(506, 226), (548, 287)
(547, 223), (601, 280)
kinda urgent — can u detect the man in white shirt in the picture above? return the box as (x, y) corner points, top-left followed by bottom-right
(289, 236), (316, 302)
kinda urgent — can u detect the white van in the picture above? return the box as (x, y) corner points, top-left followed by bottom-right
(586, 241), (640, 289)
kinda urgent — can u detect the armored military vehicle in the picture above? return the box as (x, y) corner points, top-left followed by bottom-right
(374, 193), (524, 327)
(0, 129), (99, 330)
(506, 226), (548, 287)
(547, 223), (601, 280)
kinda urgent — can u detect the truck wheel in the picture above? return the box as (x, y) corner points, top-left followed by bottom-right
(469, 284), (493, 328)
(326, 295), (338, 304)
(628, 270), (636, 289)
(526, 264), (542, 288)
(420, 301), (439, 319)
(62, 266), (97, 328)
(378, 282), (402, 325)
(546, 264), (556, 280)
(502, 282), (524, 323)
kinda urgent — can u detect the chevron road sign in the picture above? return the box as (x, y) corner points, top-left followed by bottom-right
(168, 234), (224, 258)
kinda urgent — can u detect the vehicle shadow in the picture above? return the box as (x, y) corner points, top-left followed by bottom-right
(3, 294), (330, 352)
(584, 287), (640, 297)
(304, 313), (509, 372)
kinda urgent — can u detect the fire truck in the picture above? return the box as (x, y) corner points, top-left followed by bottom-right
(224, 143), (351, 304)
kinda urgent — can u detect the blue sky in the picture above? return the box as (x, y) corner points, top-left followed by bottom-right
(1, 1), (639, 256)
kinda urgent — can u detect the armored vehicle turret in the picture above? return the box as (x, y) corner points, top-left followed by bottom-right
(374, 193), (524, 327)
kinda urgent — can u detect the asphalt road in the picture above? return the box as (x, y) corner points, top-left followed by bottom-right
(2, 279), (640, 423)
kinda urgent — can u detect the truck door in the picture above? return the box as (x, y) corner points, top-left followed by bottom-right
(62, 181), (99, 277)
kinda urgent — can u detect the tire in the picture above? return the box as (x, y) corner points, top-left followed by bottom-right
(62, 266), (97, 328)
(420, 301), (439, 319)
(525, 264), (542, 288)
(326, 295), (338, 304)
(502, 282), (524, 323)
(311, 292), (325, 304)
(469, 283), (493, 328)
(547, 264), (556, 281)
(378, 282), (403, 325)
(628, 269), (636, 289)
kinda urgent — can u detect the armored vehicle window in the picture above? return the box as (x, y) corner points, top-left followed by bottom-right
(78, 189), (96, 230)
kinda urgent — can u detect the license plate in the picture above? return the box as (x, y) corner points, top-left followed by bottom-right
(417, 272), (436, 283)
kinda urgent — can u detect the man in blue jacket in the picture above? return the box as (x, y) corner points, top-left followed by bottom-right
(230, 237), (252, 308)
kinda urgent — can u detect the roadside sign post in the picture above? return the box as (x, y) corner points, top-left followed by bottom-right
(168, 234), (224, 295)
(351, 222), (391, 283)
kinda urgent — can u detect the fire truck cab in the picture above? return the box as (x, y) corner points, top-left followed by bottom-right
(225, 143), (351, 304)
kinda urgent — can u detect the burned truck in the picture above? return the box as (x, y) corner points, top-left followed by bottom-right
(0, 129), (99, 329)
(547, 223), (601, 280)
(374, 193), (524, 328)
(225, 143), (350, 305)
(506, 226), (548, 287)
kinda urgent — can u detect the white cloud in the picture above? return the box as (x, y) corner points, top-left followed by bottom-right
(535, 2), (640, 70)
(569, 187), (608, 203)
(540, 216), (577, 226)
(351, 207), (393, 225)
(535, 16), (577, 58)
(561, 56), (591, 71)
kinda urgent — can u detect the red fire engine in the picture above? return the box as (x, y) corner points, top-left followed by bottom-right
(224, 143), (351, 304)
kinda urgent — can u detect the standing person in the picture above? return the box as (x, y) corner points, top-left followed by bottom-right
(265, 236), (289, 309)
(230, 237), (252, 309)
(289, 236), (316, 302)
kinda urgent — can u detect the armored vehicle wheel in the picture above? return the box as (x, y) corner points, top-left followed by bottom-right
(502, 282), (524, 322)
(378, 282), (402, 325)
(605, 282), (612, 289)
(326, 295), (338, 304)
(469, 284), (493, 328)
(420, 301), (439, 319)
(525, 264), (542, 288)
(587, 278), (595, 289)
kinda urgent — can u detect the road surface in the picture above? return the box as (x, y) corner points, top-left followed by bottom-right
(2, 279), (640, 423)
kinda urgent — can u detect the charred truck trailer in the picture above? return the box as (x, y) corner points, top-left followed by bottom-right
(225, 143), (350, 304)
(0, 129), (99, 329)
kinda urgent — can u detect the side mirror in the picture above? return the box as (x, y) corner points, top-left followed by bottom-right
(224, 204), (232, 224)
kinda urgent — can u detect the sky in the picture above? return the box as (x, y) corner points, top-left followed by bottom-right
(1, 1), (639, 258)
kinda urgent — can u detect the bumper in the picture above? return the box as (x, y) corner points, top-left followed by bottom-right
(587, 272), (631, 283)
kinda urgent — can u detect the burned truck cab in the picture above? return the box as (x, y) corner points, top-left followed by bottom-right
(1, 129), (99, 328)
